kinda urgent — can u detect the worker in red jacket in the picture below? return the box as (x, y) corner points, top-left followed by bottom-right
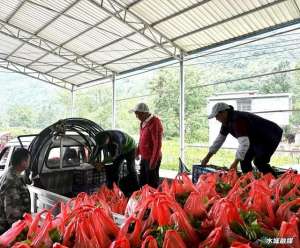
(130, 103), (163, 188)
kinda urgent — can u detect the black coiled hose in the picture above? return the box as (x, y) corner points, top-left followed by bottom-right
(28, 118), (104, 180)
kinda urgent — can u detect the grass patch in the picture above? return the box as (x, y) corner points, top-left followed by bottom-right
(161, 139), (299, 171)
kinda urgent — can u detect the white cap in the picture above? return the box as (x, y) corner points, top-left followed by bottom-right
(208, 102), (231, 119)
(129, 102), (150, 113)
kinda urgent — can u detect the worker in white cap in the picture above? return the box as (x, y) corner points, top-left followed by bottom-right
(130, 103), (163, 188)
(201, 102), (283, 176)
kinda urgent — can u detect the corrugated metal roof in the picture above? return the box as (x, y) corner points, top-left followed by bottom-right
(0, 0), (300, 90)
(10, 2), (57, 34)
(10, 43), (47, 66)
(0, 0), (22, 21)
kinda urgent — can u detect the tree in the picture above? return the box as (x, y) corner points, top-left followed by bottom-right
(290, 63), (300, 126)
(184, 67), (213, 143)
(149, 67), (213, 142)
(150, 68), (180, 139)
(8, 105), (35, 128)
(259, 61), (291, 93)
(74, 86), (112, 129)
(36, 105), (60, 129)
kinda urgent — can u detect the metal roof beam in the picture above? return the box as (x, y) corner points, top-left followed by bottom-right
(57, 0), (148, 49)
(173, 0), (287, 42)
(21, 0), (160, 77)
(151, 0), (211, 27)
(62, 0), (162, 59)
(41, 22), (122, 77)
(33, 0), (81, 35)
(19, 0), (121, 76)
(62, 64), (109, 80)
(76, 74), (112, 87)
(186, 18), (300, 57)
(77, 28), (150, 61)
(4, 39), (25, 61)
(17, 0), (81, 68)
(0, 21), (111, 78)
(88, 0), (186, 60)
(0, 58), (72, 91)
(77, 13), (300, 86)
(127, 0), (145, 8)
(3, 0), (30, 60)
(102, 44), (157, 66)
(44, 13), (149, 75)
(51, 0), (188, 68)
(5, 0), (27, 23)
(62, 69), (88, 80)
(93, 0), (212, 65)
(292, 0), (300, 15)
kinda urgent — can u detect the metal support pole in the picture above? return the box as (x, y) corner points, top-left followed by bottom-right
(71, 85), (75, 117)
(112, 74), (116, 128)
(59, 136), (63, 169)
(179, 52), (185, 161)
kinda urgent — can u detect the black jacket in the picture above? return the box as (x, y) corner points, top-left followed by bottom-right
(220, 110), (283, 146)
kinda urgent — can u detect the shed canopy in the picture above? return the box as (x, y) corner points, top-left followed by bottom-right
(0, 0), (300, 90)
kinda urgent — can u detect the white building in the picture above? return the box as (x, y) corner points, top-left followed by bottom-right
(208, 91), (292, 148)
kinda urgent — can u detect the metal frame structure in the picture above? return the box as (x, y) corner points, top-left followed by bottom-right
(112, 73), (116, 128)
(1, 0), (299, 89)
(1, 0), (300, 161)
(179, 52), (185, 160)
(71, 85), (76, 117)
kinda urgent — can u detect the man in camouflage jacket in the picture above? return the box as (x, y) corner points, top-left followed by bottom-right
(0, 148), (31, 234)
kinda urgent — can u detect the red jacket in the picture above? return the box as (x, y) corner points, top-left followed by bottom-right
(137, 116), (163, 168)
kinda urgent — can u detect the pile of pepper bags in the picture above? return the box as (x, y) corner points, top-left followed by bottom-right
(0, 169), (300, 248)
